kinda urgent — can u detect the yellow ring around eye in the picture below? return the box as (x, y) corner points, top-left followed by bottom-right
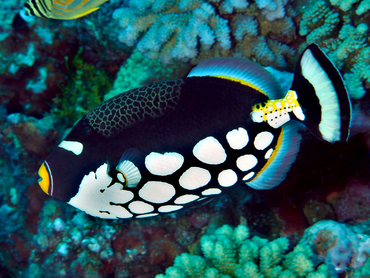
(38, 162), (51, 195)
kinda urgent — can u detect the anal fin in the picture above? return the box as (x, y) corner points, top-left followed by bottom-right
(246, 122), (302, 190)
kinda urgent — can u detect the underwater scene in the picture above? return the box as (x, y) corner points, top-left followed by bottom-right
(1, 0), (370, 277)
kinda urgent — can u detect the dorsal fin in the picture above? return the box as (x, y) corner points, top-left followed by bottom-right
(187, 57), (285, 99)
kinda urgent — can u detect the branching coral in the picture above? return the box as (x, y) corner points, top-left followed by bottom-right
(329, 0), (370, 15)
(255, 0), (289, 21)
(113, 1), (232, 63)
(156, 224), (331, 278)
(299, 1), (370, 99)
(111, 0), (297, 67)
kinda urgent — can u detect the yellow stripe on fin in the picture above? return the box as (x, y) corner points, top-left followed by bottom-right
(215, 75), (266, 96)
(187, 57), (285, 100)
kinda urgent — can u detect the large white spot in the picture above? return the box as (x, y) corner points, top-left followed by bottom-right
(68, 163), (135, 219)
(202, 188), (222, 195)
(174, 194), (200, 204)
(265, 148), (273, 159)
(193, 136), (226, 164)
(236, 154), (258, 171)
(226, 128), (249, 150)
(218, 169), (238, 187)
(136, 213), (159, 218)
(145, 152), (184, 176)
(254, 131), (274, 150)
(59, 140), (83, 155)
(139, 181), (175, 204)
(179, 167), (211, 190)
(128, 201), (154, 214)
(158, 205), (183, 213)
(243, 172), (255, 181)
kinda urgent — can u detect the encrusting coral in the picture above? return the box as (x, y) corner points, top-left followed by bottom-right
(299, 220), (370, 274)
(156, 224), (331, 278)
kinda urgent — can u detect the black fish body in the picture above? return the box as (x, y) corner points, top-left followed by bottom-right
(38, 44), (352, 219)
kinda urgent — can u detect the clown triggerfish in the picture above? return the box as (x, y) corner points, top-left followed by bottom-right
(38, 44), (351, 219)
(12, 0), (108, 28)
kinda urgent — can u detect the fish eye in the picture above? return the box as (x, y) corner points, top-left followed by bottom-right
(79, 126), (92, 139)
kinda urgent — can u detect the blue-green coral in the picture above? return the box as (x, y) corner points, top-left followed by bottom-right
(299, 1), (370, 99)
(156, 224), (331, 278)
(329, 0), (370, 15)
(111, 0), (297, 68)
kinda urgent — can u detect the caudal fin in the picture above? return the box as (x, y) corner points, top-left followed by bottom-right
(290, 44), (352, 143)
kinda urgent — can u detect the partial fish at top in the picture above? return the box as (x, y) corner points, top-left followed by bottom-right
(37, 44), (352, 219)
(12, 0), (109, 28)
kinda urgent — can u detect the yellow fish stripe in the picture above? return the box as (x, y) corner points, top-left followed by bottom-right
(24, 0), (108, 20)
(215, 75), (268, 96)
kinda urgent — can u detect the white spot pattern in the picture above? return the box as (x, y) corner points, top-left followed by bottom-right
(136, 213), (159, 218)
(128, 201), (154, 214)
(59, 140), (83, 155)
(226, 128), (249, 150)
(202, 188), (222, 195)
(139, 181), (175, 204)
(243, 172), (255, 181)
(158, 205), (183, 213)
(174, 194), (200, 204)
(293, 106), (305, 120)
(218, 169), (238, 187)
(236, 154), (258, 171)
(145, 152), (184, 176)
(254, 131), (274, 150)
(265, 148), (273, 159)
(193, 136), (226, 164)
(179, 167), (211, 190)
(68, 163), (134, 219)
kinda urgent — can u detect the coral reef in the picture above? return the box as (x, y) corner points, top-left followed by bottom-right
(51, 47), (113, 126)
(105, 48), (191, 100)
(0, 0), (369, 277)
(111, 0), (297, 67)
(299, 220), (370, 274)
(298, 0), (370, 99)
(329, 0), (370, 15)
(327, 180), (370, 222)
(156, 224), (331, 278)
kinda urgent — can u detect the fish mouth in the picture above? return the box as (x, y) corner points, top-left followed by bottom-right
(38, 161), (53, 196)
